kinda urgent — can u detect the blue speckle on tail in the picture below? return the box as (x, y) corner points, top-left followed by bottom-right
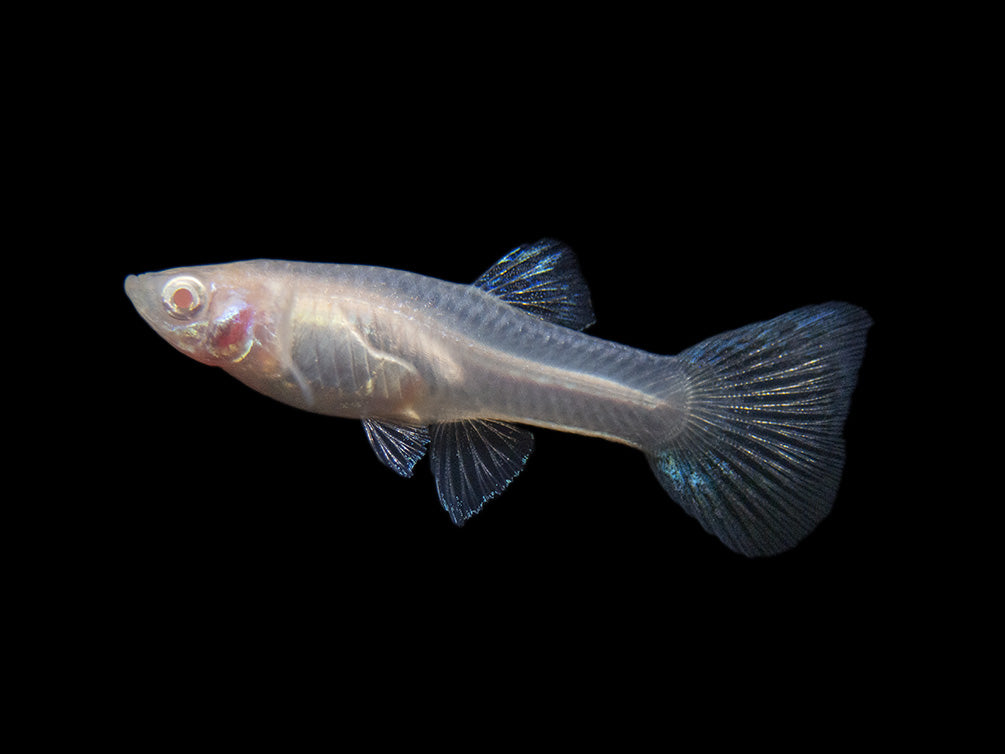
(656, 453), (717, 493)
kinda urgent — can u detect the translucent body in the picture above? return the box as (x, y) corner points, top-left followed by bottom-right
(128, 259), (687, 448)
(125, 241), (871, 556)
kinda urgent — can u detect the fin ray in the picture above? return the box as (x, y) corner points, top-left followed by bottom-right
(362, 419), (430, 478)
(473, 239), (595, 330)
(430, 419), (535, 525)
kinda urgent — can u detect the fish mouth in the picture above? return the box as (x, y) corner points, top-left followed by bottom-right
(124, 274), (139, 300)
(124, 273), (160, 328)
(124, 274), (145, 312)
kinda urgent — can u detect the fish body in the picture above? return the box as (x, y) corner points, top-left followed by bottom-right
(126, 240), (871, 556)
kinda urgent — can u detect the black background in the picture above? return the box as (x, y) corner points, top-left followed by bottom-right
(48, 20), (936, 725)
(104, 128), (896, 618)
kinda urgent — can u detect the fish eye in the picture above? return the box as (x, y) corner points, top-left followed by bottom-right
(162, 276), (207, 319)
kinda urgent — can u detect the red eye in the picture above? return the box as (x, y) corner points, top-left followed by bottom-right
(171, 287), (194, 310)
(162, 276), (206, 319)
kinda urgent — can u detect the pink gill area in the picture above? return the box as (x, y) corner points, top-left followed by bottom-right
(211, 307), (253, 352)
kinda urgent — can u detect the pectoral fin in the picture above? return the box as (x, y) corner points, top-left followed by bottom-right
(362, 419), (430, 478)
(429, 420), (535, 525)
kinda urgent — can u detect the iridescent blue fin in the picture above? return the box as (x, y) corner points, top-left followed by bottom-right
(362, 419), (430, 478)
(429, 419), (535, 525)
(647, 303), (872, 556)
(473, 239), (595, 330)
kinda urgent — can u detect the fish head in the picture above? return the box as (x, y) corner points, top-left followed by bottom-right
(125, 262), (263, 367)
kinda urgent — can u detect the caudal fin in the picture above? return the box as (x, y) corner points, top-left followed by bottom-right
(648, 303), (871, 556)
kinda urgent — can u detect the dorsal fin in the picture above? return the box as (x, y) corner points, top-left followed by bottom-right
(473, 239), (595, 331)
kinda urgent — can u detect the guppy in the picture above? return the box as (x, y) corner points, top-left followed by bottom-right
(125, 239), (871, 556)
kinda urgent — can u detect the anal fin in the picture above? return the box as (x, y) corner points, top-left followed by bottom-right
(430, 420), (535, 525)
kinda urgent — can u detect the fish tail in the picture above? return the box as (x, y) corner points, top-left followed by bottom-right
(647, 303), (871, 556)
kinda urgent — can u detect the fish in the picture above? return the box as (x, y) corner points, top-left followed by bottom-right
(124, 239), (871, 556)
